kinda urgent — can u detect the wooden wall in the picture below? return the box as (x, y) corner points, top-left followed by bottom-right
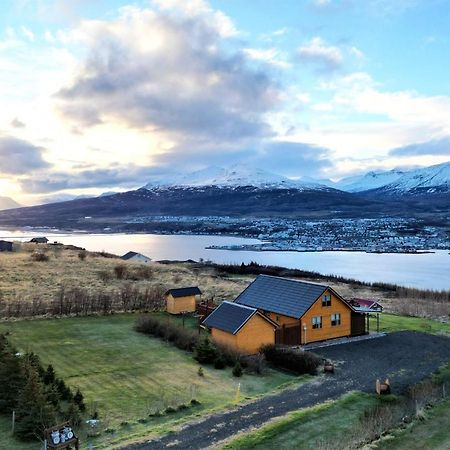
(300, 289), (351, 344)
(211, 314), (276, 354)
(166, 294), (196, 314)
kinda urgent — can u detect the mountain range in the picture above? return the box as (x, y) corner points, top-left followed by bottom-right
(0, 161), (448, 230)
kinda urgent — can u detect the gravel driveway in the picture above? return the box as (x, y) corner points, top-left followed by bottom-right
(123, 331), (450, 450)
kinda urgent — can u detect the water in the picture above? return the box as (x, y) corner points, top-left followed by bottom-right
(2, 230), (449, 290)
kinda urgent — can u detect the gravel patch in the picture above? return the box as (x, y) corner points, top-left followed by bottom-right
(122, 331), (450, 450)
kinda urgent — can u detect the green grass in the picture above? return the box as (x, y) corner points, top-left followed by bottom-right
(221, 392), (380, 450)
(370, 313), (450, 335)
(374, 396), (450, 450)
(0, 314), (297, 448)
(0, 417), (39, 450)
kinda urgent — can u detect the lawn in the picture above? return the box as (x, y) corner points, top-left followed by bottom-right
(370, 313), (450, 334)
(0, 314), (297, 448)
(222, 392), (380, 449)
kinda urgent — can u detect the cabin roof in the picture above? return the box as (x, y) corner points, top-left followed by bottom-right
(121, 251), (139, 260)
(203, 301), (267, 335)
(234, 274), (332, 319)
(166, 286), (202, 298)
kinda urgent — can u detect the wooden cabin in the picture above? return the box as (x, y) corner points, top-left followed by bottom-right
(30, 237), (49, 244)
(165, 287), (202, 314)
(233, 275), (364, 345)
(203, 301), (278, 354)
(0, 240), (13, 252)
(120, 251), (152, 264)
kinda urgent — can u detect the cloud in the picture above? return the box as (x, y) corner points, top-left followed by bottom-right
(297, 37), (343, 72)
(10, 118), (26, 128)
(242, 47), (290, 69)
(389, 137), (450, 157)
(19, 164), (166, 193)
(56, 5), (277, 147)
(0, 136), (50, 174)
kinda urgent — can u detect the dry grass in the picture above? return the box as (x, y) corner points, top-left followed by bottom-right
(0, 243), (247, 317)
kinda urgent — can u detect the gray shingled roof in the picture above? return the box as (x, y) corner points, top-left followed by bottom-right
(203, 301), (260, 334)
(166, 286), (202, 298)
(121, 251), (138, 260)
(234, 275), (328, 319)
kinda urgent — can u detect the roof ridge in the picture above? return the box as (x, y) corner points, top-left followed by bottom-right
(224, 300), (256, 312)
(257, 274), (329, 288)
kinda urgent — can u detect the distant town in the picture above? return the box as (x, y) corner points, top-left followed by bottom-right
(125, 215), (450, 253)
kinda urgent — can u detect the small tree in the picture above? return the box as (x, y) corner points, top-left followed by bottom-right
(43, 365), (56, 385)
(78, 250), (87, 261)
(15, 358), (55, 441)
(73, 388), (86, 412)
(232, 361), (243, 377)
(194, 338), (218, 364)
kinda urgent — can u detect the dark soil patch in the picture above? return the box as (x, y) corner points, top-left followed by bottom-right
(123, 331), (450, 450)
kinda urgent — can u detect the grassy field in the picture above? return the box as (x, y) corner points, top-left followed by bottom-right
(0, 243), (248, 307)
(374, 396), (450, 450)
(222, 392), (380, 449)
(370, 313), (450, 334)
(0, 314), (298, 449)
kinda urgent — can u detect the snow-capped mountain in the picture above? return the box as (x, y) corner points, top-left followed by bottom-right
(0, 196), (20, 210)
(143, 165), (327, 190)
(378, 161), (450, 194)
(335, 169), (406, 192)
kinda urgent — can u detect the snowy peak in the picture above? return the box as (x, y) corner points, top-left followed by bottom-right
(143, 165), (328, 190)
(381, 161), (450, 194)
(336, 169), (405, 192)
(0, 196), (20, 210)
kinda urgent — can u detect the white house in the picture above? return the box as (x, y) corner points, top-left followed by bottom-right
(120, 251), (152, 264)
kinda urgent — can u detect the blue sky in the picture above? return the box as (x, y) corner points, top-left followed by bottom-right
(0, 0), (450, 204)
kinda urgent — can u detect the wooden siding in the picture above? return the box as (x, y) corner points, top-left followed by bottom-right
(211, 313), (276, 354)
(300, 289), (352, 344)
(165, 294), (196, 314)
(265, 312), (298, 326)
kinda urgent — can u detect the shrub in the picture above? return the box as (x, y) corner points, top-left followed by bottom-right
(214, 355), (227, 370)
(194, 338), (218, 364)
(260, 345), (320, 375)
(30, 252), (49, 262)
(197, 367), (204, 377)
(114, 265), (127, 279)
(78, 250), (87, 261)
(232, 361), (243, 377)
(165, 406), (176, 414)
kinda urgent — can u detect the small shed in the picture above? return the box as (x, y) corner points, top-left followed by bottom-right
(203, 301), (278, 354)
(0, 240), (13, 252)
(30, 237), (49, 244)
(121, 251), (152, 264)
(165, 286), (202, 314)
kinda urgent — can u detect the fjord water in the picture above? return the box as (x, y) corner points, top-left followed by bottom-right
(3, 231), (449, 290)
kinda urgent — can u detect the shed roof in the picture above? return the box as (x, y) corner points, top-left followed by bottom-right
(121, 251), (138, 260)
(166, 286), (202, 298)
(234, 274), (330, 319)
(203, 301), (271, 335)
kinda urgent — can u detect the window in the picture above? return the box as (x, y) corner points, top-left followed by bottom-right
(322, 294), (332, 307)
(276, 315), (280, 322)
(331, 313), (341, 326)
(312, 316), (322, 329)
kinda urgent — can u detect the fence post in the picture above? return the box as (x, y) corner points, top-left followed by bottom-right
(11, 410), (15, 434)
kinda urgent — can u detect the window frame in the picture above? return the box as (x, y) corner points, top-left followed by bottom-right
(322, 294), (332, 307)
(331, 313), (341, 326)
(312, 315), (322, 329)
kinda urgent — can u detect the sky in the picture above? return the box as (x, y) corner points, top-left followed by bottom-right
(1, 0), (450, 205)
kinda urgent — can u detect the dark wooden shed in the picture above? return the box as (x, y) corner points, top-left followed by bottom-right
(0, 240), (13, 252)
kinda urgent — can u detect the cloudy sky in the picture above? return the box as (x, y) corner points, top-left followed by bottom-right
(1, 0), (450, 204)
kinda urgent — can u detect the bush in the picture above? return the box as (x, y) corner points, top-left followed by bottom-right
(260, 345), (320, 375)
(197, 367), (204, 377)
(114, 265), (127, 279)
(30, 252), (49, 262)
(232, 361), (243, 377)
(214, 355), (227, 370)
(78, 250), (87, 261)
(194, 338), (218, 364)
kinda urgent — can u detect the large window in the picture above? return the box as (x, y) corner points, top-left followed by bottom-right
(322, 294), (332, 307)
(331, 313), (341, 326)
(312, 316), (322, 329)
